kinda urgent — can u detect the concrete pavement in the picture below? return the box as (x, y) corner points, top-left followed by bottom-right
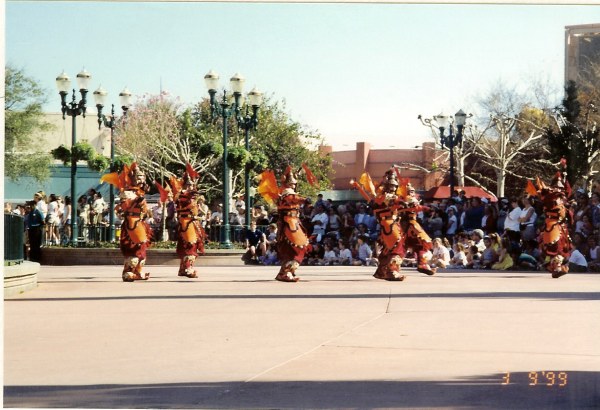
(4, 264), (600, 408)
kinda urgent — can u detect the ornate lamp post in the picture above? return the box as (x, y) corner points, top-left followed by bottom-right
(434, 109), (468, 199)
(235, 87), (263, 229)
(55, 69), (92, 245)
(204, 70), (246, 248)
(93, 86), (132, 242)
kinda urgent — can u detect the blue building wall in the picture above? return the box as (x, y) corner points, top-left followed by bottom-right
(4, 164), (110, 204)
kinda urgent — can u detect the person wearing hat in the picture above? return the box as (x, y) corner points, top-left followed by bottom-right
(274, 166), (309, 282)
(370, 168), (407, 281)
(471, 229), (486, 252)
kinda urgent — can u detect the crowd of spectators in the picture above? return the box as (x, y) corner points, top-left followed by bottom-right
(10, 186), (600, 273)
(238, 189), (600, 273)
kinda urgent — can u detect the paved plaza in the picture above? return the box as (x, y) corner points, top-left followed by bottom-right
(4, 264), (600, 408)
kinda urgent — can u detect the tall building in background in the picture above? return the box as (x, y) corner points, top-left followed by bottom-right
(565, 23), (600, 84)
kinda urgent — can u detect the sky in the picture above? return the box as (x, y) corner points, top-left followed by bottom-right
(4, 1), (600, 150)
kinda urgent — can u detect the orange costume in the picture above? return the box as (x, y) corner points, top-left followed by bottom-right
(370, 170), (406, 281)
(351, 168), (435, 280)
(102, 163), (152, 282)
(527, 163), (573, 278)
(156, 163), (206, 278)
(258, 165), (315, 282)
(401, 183), (436, 276)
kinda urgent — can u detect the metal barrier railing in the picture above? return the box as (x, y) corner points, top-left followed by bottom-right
(4, 213), (25, 265)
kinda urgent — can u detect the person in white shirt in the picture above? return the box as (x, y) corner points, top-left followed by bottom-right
(310, 204), (329, 242)
(568, 248), (588, 272)
(337, 240), (353, 265)
(503, 197), (522, 244)
(431, 238), (451, 268)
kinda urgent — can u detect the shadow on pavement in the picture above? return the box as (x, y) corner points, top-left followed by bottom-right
(5, 372), (600, 409)
(7, 291), (600, 303)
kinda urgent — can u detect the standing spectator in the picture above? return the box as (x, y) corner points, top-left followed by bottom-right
(482, 204), (498, 234)
(462, 197), (484, 231)
(77, 195), (90, 241)
(428, 209), (444, 239)
(590, 193), (600, 232)
(61, 196), (72, 245)
(314, 193), (328, 211)
(445, 207), (458, 243)
(197, 195), (209, 228)
(586, 235), (600, 272)
(519, 196), (538, 243)
(340, 210), (355, 242)
(504, 197), (522, 245)
(354, 203), (369, 227)
(26, 200), (45, 262)
(165, 192), (177, 240)
(46, 194), (61, 246)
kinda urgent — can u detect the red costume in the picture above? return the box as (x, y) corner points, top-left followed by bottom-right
(370, 171), (406, 281)
(351, 168), (435, 280)
(156, 163), (206, 278)
(102, 163), (152, 282)
(400, 183), (436, 276)
(258, 166), (314, 282)
(527, 164), (573, 278)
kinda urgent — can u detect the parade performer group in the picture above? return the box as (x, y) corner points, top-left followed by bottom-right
(351, 167), (435, 281)
(101, 159), (575, 283)
(101, 162), (152, 282)
(527, 160), (573, 278)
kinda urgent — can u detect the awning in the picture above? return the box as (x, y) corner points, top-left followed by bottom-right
(424, 186), (498, 202)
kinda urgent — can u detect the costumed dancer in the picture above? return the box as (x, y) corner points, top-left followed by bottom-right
(258, 164), (317, 282)
(156, 163), (206, 278)
(526, 159), (573, 278)
(351, 169), (406, 281)
(399, 179), (436, 276)
(101, 162), (152, 282)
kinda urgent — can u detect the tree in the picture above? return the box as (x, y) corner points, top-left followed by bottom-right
(470, 83), (553, 197)
(4, 64), (54, 181)
(116, 93), (332, 205)
(545, 80), (600, 191)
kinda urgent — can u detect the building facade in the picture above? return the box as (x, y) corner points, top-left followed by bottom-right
(565, 23), (600, 84)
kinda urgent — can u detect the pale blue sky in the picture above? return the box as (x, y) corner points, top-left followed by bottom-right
(5, 2), (600, 149)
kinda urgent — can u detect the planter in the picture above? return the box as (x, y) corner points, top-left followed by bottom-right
(40, 247), (245, 266)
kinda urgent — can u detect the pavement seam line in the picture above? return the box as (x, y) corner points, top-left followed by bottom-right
(244, 310), (388, 383)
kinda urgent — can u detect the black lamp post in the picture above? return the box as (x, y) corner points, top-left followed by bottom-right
(234, 87), (263, 229)
(434, 109), (467, 199)
(93, 86), (132, 242)
(204, 70), (249, 249)
(55, 69), (92, 245)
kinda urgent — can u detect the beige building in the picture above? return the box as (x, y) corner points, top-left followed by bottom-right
(41, 111), (112, 158)
(565, 23), (600, 84)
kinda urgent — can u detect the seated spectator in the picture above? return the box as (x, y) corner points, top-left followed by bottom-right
(431, 238), (451, 269)
(492, 236), (514, 270)
(352, 235), (377, 266)
(466, 245), (482, 269)
(448, 243), (467, 269)
(587, 235), (600, 272)
(471, 229), (486, 252)
(306, 242), (324, 265)
(259, 242), (280, 266)
(242, 221), (266, 265)
(568, 248), (589, 273)
(320, 243), (338, 265)
(480, 236), (498, 269)
(310, 204), (329, 243)
(337, 240), (353, 265)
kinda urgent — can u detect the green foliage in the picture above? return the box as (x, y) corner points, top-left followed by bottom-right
(88, 156), (110, 172)
(51, 145), (71, 165)
(198, 141), (224, 158)
(71, 142), (97, 162)
(5, 64), (54, 181)
(546, 81), (600, 189)
(227, 146), (250, 169)
(113, 155), (134, 172)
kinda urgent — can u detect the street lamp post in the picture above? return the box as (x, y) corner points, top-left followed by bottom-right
(55, 69), (92, 245)
(434, 109), (467, 199)
(204, 70), (246, 248)
(93, 86), (132, 242)
(234, 87), (263, 229)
